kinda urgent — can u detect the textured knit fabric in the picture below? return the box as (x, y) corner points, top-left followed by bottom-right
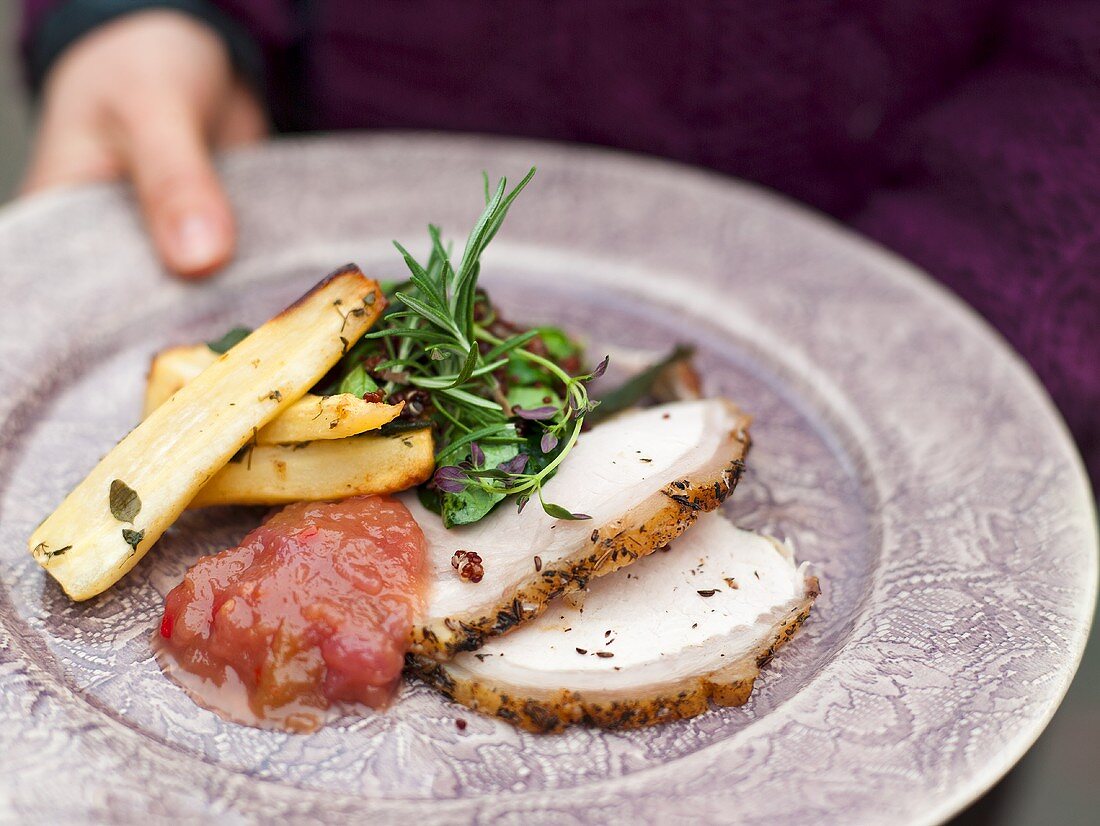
(20, 0), (1100, 485)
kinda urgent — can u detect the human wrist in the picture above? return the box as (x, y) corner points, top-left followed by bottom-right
(26, 0), (265, 96)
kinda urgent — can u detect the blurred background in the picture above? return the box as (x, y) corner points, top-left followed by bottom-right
(0, 3), (1095, 824)
(0, 6), (29, 196)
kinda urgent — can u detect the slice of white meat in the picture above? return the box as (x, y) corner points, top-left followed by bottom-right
(405, 399), (752, 659)
(410, 515), (818, 732)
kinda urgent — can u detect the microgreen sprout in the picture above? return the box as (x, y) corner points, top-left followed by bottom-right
(326, 168), (607, 527)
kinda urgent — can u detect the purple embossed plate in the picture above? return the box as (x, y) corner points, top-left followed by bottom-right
(0, 135), (1095, 824)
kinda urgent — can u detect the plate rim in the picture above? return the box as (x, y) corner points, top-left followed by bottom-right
(0, 131), (1095, 824)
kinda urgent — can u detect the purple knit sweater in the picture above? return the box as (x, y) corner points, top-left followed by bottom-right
(21, 0), (1100, 484)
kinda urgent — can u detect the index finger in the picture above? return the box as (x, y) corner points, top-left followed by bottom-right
(120, 99), (235, 278)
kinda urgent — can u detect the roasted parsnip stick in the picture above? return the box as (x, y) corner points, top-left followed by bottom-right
(189, 429), (434, 507)
(142, 344), (218, 415)
(251, 394), (403, 443)
(30, 265), (384, 600)
(144, 345), (403, 443)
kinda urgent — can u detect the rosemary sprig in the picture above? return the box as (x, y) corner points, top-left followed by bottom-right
(339, 168), (607, 527)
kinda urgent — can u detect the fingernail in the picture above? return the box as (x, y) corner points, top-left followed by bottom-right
(171, 213), (223, 273)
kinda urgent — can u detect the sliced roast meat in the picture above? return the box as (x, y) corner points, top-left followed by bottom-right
(411, 515), (817, 732)
(405, 399), (752, 659)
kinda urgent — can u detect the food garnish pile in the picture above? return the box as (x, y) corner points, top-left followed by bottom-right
(29, 170), (818, 733)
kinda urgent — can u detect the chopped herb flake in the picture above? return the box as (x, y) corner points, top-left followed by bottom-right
(109, 480), (141, 523)
(122, 528), (144, 552)
(33, 542), (72, 561)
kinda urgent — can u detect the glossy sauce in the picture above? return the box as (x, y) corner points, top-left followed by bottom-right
(156, 495), (426, 731)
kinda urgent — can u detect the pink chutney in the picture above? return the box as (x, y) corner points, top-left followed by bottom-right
(156, 495), (426, 731)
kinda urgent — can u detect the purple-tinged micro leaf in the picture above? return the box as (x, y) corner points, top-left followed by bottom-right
(585, 355), (610, 381)
(498, 453), (530, 475)
(514, 405), (558, 421)
(464, 468), (509, 480)
(540, 432), (559, 453)
(433, 465), (468, 494)
(516, 494), (531, 513)
(499, 454), (530, 475)
(469, 441), (485, 466)
(541, 501), (592, 521)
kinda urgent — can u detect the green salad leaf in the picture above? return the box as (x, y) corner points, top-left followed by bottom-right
(206, 326), (252, 354)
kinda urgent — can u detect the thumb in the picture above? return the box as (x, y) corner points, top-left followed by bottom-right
(123, 102), (235, 278)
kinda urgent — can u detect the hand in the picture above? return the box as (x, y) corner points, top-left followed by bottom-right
(22, 10), (268, 278)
